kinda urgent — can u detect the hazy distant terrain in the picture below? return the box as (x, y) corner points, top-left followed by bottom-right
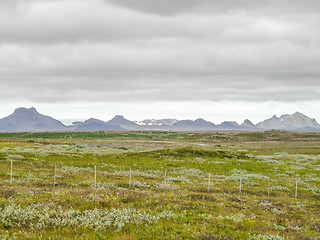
(0, 107), (319, 132)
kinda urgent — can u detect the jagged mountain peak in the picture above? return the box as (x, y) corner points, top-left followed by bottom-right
(75, 117), (123, 131)
(0, 107), (319, 132)
(257, 112), (320, 130)
(85, 118), (105, 123)
(113, 115), (125, 119)
(220, 121), (239, 126)
(0, 107), (66, 132)
(293, 111), (303, 115)
(194, 118), (210, 124)
(14, 106), (37, 113)
(13, 107), (39, 116)
(228, 121), (239, 126)
(217, 121), (241, 130)
(241, 119), (255, 127)
(289, 111), (312, 119)
(107, 115), (137, 126)
(171, 118), (216, 130)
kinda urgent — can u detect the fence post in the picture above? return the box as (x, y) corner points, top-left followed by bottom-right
(208, 173), (211, 192)
(10, 160), (13, 185)
(129, 167), (132, 187)
(54, 163), (56, 188)
(267, 178), (270, 197)
(239, 177), (242, 193)
(164, 169), (167, 187)
(94, 165), (97, 189)
(295, 178), (298, 198)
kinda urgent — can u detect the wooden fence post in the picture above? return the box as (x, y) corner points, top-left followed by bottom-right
(94, 165), (97, 189)
(295, 178), (298, 198)
(54, 163), (56, 188)
(164, 169), (167, 187)
(10, 160), (13, 185)
(129, 167), (132, 187)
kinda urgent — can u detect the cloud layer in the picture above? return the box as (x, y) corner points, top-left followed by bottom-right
(0, 0), (320, 103)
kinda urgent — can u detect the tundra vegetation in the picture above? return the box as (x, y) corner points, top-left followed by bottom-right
(0, 130), (319, 239)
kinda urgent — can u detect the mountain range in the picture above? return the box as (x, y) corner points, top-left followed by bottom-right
(0, 107), (319, 132)
(0, 107), (66, 132)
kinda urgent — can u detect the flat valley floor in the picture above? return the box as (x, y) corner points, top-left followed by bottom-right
(0, 130), (319, 239)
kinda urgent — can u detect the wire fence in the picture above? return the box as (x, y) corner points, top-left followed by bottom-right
(1, 159), (317, 199)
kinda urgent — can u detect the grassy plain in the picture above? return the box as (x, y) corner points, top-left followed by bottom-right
(0, 130), (319, 239)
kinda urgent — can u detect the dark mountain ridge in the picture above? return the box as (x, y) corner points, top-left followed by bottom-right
(0, 107), (320, 132)
(107, 115), (137, 127)
(0, 107), (67, 132)
(75, 118), (123, 131)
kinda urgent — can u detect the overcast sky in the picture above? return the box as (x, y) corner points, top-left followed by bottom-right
(0, 0), (320, 124)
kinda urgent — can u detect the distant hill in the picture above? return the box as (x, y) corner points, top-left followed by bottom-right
(241, 119), (255, 128)
(0, 107), (320, 132)
(107, 115), (137, 126)
(171, 118), (216, 130)
(257, 112), (320, 131)
(216, 121), (241, 130)
(75, 118), (123, 131)
(0, 107), (67, 132)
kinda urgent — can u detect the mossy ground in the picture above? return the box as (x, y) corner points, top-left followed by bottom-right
(0, 131), (319, 239)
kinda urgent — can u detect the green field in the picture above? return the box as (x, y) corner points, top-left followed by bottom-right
(0, 130), (320, 239)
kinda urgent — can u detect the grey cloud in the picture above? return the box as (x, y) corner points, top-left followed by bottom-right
(0, 0), (319, 45)
(0, 0), (319, 104)
(2, 73), (320, 103)
(105, 0), (320, 16)
(1, 39), (320, 102)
